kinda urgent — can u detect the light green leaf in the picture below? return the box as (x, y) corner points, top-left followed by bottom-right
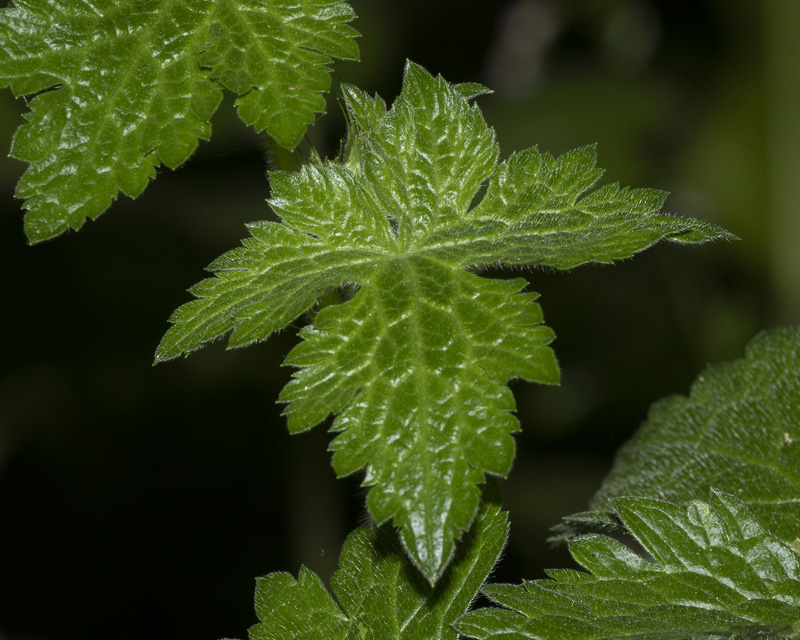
(455, 491), (800, 640)
(247, 482), (508, 640)
(157, 61), (730, 582)
(554, 325), (800, 544)
(0, 0), (358, 242)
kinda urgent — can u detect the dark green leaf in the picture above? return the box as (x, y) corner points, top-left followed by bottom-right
(555, 326), (800, 545)
(456, 492), (800, 640)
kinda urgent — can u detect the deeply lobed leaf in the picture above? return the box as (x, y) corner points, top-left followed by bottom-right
(245, 482), (509, 640)
(455, 492), (800, 640)
(0, 0), (359, 241)
(158, 61), (731, 582)
(554, 325), (800, 544)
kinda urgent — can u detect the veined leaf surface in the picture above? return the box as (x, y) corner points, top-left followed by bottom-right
(157, 61), (732, 582)
(554, 326), (800, 544)
(0, 0), (359, 241)
(456, 492), (800, 640)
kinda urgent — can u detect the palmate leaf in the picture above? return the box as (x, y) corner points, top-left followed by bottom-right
(0, 0), (358, 242)
(455, 492), (800, 640)
(242, 482), (508, 640)
(156, 61), (731, 582)
(553, 325), (800, 544)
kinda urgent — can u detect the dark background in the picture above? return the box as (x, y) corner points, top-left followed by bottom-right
(1, 1), (798, 638)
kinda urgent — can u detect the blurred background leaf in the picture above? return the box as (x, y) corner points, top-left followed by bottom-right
(0, 1), (797, 638)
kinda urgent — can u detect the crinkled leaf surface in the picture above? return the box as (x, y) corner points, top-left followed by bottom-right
(554, 326), (800, 544)
(156, 61), (731, 582)
(245, 482), (508, 640)
(0, 0), (358, 242)
(456, 491), (800, 640)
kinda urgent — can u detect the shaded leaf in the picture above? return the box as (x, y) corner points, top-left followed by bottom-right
(554, 325), (800, 544)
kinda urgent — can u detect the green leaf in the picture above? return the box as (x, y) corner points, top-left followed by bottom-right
(247, 481), (509, 640)
(0, 0), (359, 242)
(554, 325), (800, 544)
(455, 491), (800, 640)
(157, 61), (730, 582)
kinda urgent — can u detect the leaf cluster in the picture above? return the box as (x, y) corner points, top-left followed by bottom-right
(3, 4), (797, 640)
(249, 328), (800, 640)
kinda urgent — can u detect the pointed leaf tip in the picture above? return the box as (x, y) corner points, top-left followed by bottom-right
(249, 482), (508, 639)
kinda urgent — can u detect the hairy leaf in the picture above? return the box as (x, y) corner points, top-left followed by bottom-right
(554, 325), (800, 544)
(456, 491), (800, 640)
(157, 61), (731, 582)
(244, 482), (508, 640)
(0, 0), (359, 241)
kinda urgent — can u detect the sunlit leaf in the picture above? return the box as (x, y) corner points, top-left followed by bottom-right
(0, 0), (358, 241)
(158, 61), (731, 582)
